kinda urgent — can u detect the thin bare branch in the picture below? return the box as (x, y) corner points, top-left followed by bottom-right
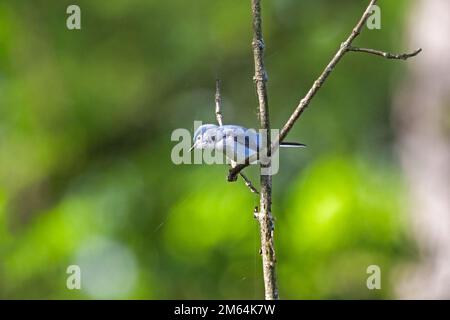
(275, 0), (378, 145)
(239, 172), (260, 194)
(347, 46), (422, 60)
(251, 0), (278, 300)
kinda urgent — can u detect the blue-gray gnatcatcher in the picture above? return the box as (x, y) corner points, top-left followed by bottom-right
(190, 124), (305, 166)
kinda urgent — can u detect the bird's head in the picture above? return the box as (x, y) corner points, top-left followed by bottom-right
(190, 124), (218, 151)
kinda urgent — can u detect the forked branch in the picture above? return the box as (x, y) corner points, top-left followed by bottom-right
(228, 0), (421, 181)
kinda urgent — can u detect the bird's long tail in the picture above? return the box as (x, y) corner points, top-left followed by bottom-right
(280, 142), (307, 148)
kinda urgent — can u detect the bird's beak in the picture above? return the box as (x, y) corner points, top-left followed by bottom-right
(188, 142), (197, 152)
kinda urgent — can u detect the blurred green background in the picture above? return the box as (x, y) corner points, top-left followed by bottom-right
(0, 0), (418, 299)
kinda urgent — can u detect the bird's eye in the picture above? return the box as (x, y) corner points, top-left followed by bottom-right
(211, 136), (216, 142)
(197, 136), (201, 140)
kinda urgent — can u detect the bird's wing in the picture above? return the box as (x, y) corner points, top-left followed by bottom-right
(216, 134), (258, 165)
(219, 125), (260, 152)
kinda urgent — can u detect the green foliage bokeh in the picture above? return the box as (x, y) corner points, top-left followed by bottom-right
(0, 0), (415, 299)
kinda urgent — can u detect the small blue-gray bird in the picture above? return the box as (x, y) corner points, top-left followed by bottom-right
(190, 124), (305, 166)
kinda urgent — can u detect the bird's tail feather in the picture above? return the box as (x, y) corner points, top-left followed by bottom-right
(280, 142), (307, 148)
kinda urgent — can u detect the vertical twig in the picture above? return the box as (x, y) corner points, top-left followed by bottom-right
(251, 0), (278, 300)
(215, 79), (223, 127)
